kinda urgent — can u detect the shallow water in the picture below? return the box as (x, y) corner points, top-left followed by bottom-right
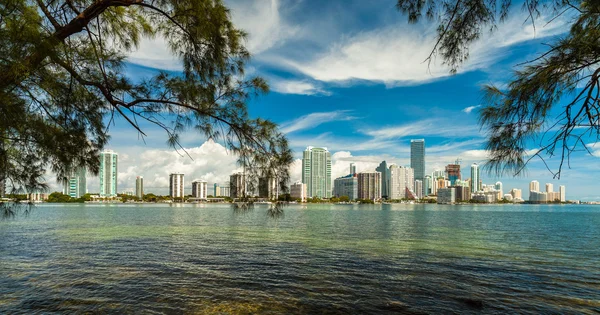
(1, 203), (599, 314)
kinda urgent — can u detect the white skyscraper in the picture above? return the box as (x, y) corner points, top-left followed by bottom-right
(389, 165), (414, 199)
(545, 183), (553, 193)
(302, 146), (332, 198)
(192, 179), (207, 199)
(470, 163), (480, 193)
(559, 185), (566, 202)
(530, 180), (540, 192)
(99, 150), (118, 197)
(169, 173), (185, 198)
(136, 176), (143, 199)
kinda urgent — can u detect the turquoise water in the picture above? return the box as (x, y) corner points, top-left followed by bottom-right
(1, 203), (599, 314)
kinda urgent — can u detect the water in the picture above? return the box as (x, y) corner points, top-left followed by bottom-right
(1, 203), (599, 314)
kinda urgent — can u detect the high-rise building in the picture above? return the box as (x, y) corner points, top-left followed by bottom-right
(214, 183), (220, 197)
(99, 150), (118, 197)
(424, 175), (432, 196)
(389, 165), (413, 199)
(230, 173), (246, 198)
(470, 163), (480, 193)
(495, 181), (503, 200)
(410, 139), (425, 195)
(510, 188), (522, 200)
(445, 163), (461, 186)
(350, 163), (356, 175)
(415, 180), (423, 199)
(169, 173), (184, 198)
(376, 161), (391, 199)
(63, 167), (87, 198)
(357, 172), (381, 200)
(559, 185), (566, 202)
(259, 177), (278, 199)
(221, 182), (231, 197)
(530, 180), (540, 192)
(192, 179), (207, 199)
(136, 176), (143, 199)
(545, 183), (553, 193)
(290, 181), (307, 201)
(302, 146), (332, 198)
(333, 174), (358, 200)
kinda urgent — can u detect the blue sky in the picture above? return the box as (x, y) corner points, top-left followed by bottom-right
(69, 0), (600, 200)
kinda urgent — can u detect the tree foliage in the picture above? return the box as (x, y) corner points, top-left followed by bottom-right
(397, 0), (598, 178)
(0, 0), (291, 203)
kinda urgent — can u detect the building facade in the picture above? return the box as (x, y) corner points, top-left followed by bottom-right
(230, 173), (246, 198)
(290, 181), (307, 201)
(169, 173), (185, 198)
(357, 172), (381, 200)
(470, 163), (480, 193)
(530, 180), (540, 192)
(302, 146), (332, 198)
(64, 167), (87, 198)
(259, 177), (278, 199)
(559, 185), (566, 202)
(333, 174), (358, 200)
(376, 161), (391, 199)
(445, 164), (461, 186)
(410, 139), (425, 195)
(99, 151), (118, 197)
(136, 176), (143, 199)
(389, 165), (414, 199)
(437, 188), (455, 204)
(192, 179), (208, 199)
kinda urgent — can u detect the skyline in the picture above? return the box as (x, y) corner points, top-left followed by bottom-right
(37, 0), (599, 200)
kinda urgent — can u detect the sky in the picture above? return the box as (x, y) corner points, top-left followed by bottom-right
(51, 0), (600, 200)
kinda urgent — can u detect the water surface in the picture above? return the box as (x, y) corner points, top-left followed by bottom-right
(1, 203), (599, 314)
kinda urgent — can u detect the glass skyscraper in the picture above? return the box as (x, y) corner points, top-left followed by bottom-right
(63, 167), (86, 198)
(470, 163), (480, 193)
(99, 150), (118, 197)
(376, 161), (390, 199)
(302, 146), (332, 198)
(410, 139), (425, 195)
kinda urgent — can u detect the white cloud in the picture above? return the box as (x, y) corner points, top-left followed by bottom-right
(280, 110), (356, 134)
(361, 119), (481, 140)
(281, 13), (567, 86)
(270, 79), (330, 95)
(462, 105), (481, 114)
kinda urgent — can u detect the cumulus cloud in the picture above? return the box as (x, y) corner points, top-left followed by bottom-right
(462, 105), (481, 114)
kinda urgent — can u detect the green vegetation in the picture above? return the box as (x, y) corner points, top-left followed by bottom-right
(0, 0), (291, 208)
(396, 1), (600, 178)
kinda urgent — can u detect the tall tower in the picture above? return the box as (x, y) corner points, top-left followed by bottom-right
(349, 163), (356, 175)
(445, 163), (461, 186)
(192, 179), (207, 199)
(410, 139), (425, 195)
(545, 183), (553, 193)
(376, 161), (390, 199)
(559, 185), (566, 202)
(357, 172), (382, 200)
(529, 180), (540, 192)
(136, 176), (143, 199)
(99, 150), (118, 197)
(302, 146), (332, 198)
(169, 173), (185, 198)
(229, 173), (246, 198)
(64, 167), (87, 198)
(470, 163), (480, 193)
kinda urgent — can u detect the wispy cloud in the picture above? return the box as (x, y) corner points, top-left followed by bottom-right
(280, 110), (357, 134)
(270, 79), (330, 95)
(462, 105), (481, 114)
(360, 119), (481, 139)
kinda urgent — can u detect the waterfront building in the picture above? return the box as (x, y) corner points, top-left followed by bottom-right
(437, 188), (455, 204)
(169, 173), (185, 198)
(214, 183), (220, 197)
(136, 176), (143, 200)
(410, 139), (425, 195)
(495, 181), (503, 196)
(302, 146), (332, 198)
(259, 177), (278, 199)
(559, 185), (566, 202)
(350, 163), (356, 175)
(530, 180), (540, 192)
(530, 191), (548, 203)
(504, 194), (513, 201)
(415, 180), (423, 199)
(376, 161), (391, 199)
(99, 150), (118, 197)
(191, 179), (208, 199)
(454, 185), (471, 201)
(63, 167), (87, 198)
(290, 181), (307, 201)
(389, 165), (413, 199)
(424, 175), (432, 196)
(230, 173), (246, 198)
(510, 188), (522, 200)
(470, 163), (480, 193)
(220, 182), (231, 197)
(445, 163), (461, 186)
(357, 172), (381, 200)
(333, 174), (358, 200)
(545, 183), (553, 193)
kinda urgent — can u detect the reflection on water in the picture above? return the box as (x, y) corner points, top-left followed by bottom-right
(1, 203), (599, 314)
